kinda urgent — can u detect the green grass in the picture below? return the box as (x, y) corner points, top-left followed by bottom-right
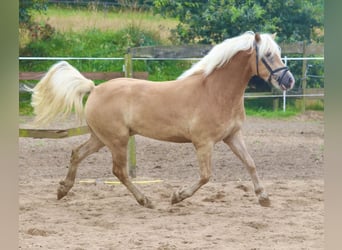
(245, 107), (300, 118)
(305, 100), (324, 111)
(19, 103), (34, 116)
(19, 99), (34, 116)
(32, 6), (178, 43)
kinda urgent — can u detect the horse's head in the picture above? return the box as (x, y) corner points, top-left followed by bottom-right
(252, 33), (295, 91)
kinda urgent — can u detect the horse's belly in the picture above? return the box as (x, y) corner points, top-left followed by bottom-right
(129, 125), (191, 143)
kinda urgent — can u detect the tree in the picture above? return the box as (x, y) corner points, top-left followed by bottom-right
(153, 0), (324, 44)
(19, 0), (55, 42)
(19, 0), (48, 26)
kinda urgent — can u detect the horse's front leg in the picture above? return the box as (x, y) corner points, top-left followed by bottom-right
(171, 143), (213, 204)
(224, 130), (271, 207)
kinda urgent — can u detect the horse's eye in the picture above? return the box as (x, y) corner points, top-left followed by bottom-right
(265, 52), (272, 58)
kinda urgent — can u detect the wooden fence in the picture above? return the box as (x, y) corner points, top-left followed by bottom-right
(19, 71), (148, 81)
(129, 42), (323, 58)
(19, 126), (90, 139)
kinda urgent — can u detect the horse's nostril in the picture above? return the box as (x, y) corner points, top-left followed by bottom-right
(289, 77), (295, 87)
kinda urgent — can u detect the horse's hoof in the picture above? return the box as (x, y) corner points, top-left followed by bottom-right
(57, 180), (71, 200)
(171, 192), (178, 205)
(145, 201), (155, 209)
(57, 186), (67, 200)
(171, 191), (182, 205)
(138, 197), (155, 209)
(258, 194), (271, 207)
(144, 198), (155, 209)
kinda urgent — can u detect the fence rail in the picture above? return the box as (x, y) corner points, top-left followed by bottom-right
(19, 56), (324, 111)
(19, 54), (324, 105)
(19, 71), (148, 81)
(19, 56), (324, 61)
(19, 126), (89, 139)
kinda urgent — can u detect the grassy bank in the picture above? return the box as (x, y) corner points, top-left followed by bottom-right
(20, 6), (177, 49)
(34, 7), (177, 38)
(245, 107), (299, 118)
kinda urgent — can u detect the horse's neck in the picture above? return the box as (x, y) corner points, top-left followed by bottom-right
(205, 51), (252, 104)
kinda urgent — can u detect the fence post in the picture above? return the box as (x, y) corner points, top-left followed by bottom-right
(301, 41), (307, 112)
(124, 52), (137, 178)
(283, 56), (288, 112)
(272, 90), (279, 111)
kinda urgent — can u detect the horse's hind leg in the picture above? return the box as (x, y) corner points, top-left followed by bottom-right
(224, 130), (270, 207)
(57, 133), (104, 200)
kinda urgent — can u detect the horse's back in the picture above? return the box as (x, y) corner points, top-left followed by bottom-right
(85, 78), (147, 121)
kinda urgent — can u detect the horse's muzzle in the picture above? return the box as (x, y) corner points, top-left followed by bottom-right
(277, 70), (295, 91)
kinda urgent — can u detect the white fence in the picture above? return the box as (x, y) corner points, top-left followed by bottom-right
(19, 56), (324, 112)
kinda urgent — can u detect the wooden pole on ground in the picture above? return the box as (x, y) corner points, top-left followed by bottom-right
(124, 52), (137, 178)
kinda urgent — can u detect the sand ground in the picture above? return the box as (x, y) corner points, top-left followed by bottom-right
(19, 111), (324, 249)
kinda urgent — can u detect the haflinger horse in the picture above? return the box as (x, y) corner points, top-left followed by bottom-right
(31, 31), (294, 209)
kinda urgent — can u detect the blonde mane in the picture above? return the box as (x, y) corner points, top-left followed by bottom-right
(178, 31), (281, 79)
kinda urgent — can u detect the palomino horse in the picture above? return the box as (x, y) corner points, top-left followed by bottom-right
(31, 32), (294, 209)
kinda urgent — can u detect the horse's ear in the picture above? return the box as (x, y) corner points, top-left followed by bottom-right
(255, 33), (261, 43)
(271, 33), (277, 40)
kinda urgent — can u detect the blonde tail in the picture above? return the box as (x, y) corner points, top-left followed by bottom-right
(31, 61), (95, 126)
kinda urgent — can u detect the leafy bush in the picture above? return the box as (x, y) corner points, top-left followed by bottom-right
(114, 24), (162, 48)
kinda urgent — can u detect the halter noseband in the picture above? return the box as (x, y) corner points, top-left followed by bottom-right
(254, 42), (289, 85)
